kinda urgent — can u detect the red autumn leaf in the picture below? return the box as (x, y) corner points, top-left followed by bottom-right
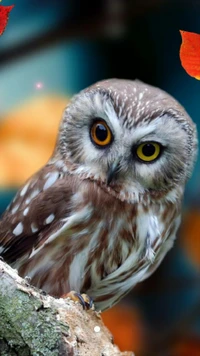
(180, 30), (200, 80)
(0, 5), (14, 36)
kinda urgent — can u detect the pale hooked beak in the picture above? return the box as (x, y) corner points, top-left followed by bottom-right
(107, 160), (121, 185)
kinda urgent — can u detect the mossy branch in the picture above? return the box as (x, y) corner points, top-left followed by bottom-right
(0, 260), (133, 356)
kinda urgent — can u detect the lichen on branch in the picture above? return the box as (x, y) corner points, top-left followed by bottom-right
(0, 261), (133, 356)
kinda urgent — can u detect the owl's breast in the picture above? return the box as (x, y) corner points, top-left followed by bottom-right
(15, 178), (181, 311)
(83, 196), (181, 310)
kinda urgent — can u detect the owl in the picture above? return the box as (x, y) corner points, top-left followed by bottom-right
(0, 79), (198, 311)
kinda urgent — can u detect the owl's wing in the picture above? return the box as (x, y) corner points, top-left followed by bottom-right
(0, 165), (74, 264)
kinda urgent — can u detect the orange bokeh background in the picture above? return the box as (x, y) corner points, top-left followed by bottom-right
(0, 96), (68, 187)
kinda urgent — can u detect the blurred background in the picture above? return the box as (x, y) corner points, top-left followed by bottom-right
(0, 0), (200, 355)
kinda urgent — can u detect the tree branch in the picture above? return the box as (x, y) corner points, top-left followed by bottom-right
(0, 260), (133, 356)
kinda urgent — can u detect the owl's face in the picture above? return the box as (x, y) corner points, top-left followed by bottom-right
(56, 79), (197, 201)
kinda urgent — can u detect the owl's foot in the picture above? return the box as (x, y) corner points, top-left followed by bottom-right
(62, 290), (94, 310)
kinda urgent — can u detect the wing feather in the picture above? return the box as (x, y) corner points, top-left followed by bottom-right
(0, 164), (74, 264)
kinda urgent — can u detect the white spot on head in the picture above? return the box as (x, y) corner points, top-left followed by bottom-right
(43, 172), (59, 191)
(139, 92), (144, 100)
(20, 182), (29, 196)
(45, 214), (55, 224)
(13, 222), (23, 236)
(23, 207), (29, 216)
(31, 223), (38, 233)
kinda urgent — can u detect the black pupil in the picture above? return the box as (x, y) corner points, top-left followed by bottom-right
(95, 124), (108, 141)
(142, 144), (155, 156)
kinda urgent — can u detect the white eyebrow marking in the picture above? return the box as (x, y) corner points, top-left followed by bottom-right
(31, 223), (38, 233)
(43, 172), (59, 191)
(20, 182), (29, 196)
(13, 222), (23, 236)
(45, 214), (55, 224)
(23, 207), (29, 216)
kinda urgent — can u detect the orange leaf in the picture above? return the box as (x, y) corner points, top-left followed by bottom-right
(0, 5), (14, 35)
(102, 304), (143, 352)
(174, 337), (200, 356)
(181, 210), (200, 267)
(0, 95), (69, 187)
(180, 30), (200, 80)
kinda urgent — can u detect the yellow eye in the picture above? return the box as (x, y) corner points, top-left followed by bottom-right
(91, 120), (112, 147)
(136, 142), (161, 162)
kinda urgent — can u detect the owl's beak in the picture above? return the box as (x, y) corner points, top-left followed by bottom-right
(107, 160), (121, 185)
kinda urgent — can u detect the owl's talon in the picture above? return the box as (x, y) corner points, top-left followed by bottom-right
(81, 293), (93, 309)
(62, 291), (94, 310)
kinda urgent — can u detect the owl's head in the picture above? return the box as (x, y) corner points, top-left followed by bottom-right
(55, 79), (198, 202)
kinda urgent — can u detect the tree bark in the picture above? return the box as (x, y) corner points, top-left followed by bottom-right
(0, 260), (133, 356)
